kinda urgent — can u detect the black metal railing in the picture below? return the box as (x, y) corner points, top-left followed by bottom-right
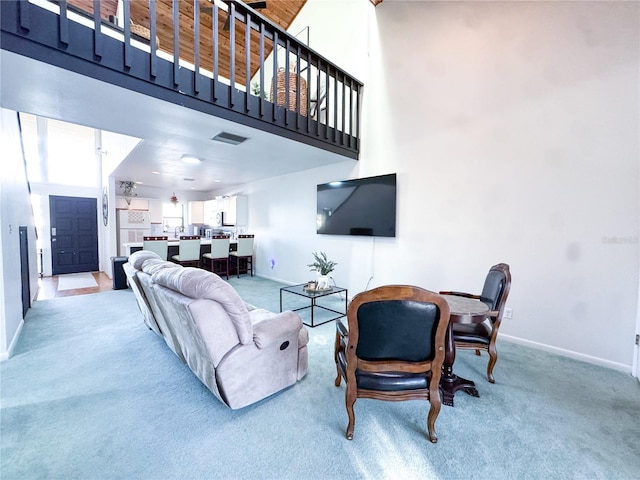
(1, 0), (362, 158)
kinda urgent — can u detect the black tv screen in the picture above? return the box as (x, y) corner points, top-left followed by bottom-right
(316, 173), (397, 237)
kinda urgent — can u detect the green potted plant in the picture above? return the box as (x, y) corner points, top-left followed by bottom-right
(119, 180), (137, 206)
(308, 251), (337, 289)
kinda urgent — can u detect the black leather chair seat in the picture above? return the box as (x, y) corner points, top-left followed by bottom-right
(452, 321), (492, 345)
(337, 351), (430, 391)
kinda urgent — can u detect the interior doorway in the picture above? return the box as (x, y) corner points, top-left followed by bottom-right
(49, 195), (99, 275)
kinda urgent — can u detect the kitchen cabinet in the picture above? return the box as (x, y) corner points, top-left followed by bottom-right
(189, 201), (205, 225)
(203, 199), (217, 225)
(148, 199), (163, 224)
(115, 196), (149, 210)
(194, 196), (248, 226)
(224, 195), (248, 226)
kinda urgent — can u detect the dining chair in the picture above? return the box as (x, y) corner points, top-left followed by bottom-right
(142, 236), (168, 261)
(171, 236), (201, 268)
(440, 263), (512, 383)
(334, 285), (450, 443)
(229, 234), (254, 278)
(202, 235), (231, 279)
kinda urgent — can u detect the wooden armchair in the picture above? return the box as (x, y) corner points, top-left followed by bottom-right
(440, 263), (512, 383)
(334, 285), (450, 443)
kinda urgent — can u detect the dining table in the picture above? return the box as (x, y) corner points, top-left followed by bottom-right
(440, 294), (490, 407)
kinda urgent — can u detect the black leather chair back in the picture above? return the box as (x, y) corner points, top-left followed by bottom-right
(480, 269), (506, 311)
(334, 285), (451, 443)
(356, 300), (439, 362)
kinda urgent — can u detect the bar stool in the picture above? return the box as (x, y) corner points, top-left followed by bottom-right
(171, 236), (201, 267)
(202, 235), (231, 279)
(142, 236), (168, 260)
(230, 234), (254, 277)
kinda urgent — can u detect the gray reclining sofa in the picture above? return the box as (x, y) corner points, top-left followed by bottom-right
(123, 250), (309, 409)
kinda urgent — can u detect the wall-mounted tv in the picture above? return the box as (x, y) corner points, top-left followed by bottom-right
(316, 173), (397, 237)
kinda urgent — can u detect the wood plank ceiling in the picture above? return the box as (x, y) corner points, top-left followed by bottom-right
(68, 0), (307, 86)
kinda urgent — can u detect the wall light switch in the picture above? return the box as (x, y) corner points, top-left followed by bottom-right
(504, 307), (513, 319)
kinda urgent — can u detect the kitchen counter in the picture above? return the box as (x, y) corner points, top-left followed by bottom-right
(123, 238), (237, 256)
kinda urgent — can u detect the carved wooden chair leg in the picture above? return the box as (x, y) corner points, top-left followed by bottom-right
(334, 330), (344, 386)
(425, 381), (441, 443)
(426, 403), (440, 443)
(346, 401), (356, 440)
(345, 386), (356, 440)
(487, 345), (498, 383)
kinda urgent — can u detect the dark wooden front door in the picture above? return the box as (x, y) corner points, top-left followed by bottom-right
(50, 195), (99, 275)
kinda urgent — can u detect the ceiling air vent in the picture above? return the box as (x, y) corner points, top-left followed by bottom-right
(211, 131), (248, 145)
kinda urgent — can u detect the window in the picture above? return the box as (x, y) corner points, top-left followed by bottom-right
(19, 113), (99, 187)
(162, 202), (184, 231)
(46, 119), (98, 187)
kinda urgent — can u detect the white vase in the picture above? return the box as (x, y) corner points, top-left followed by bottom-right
(317, 274), (330, 290)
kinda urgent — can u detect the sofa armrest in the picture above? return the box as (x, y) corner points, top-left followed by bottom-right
(253, 311), (302, 349)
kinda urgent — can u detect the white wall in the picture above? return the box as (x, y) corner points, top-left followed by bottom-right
(278, 0), (371, 83)
(0, 108), (40, 359)
(235, 0), (640, 370)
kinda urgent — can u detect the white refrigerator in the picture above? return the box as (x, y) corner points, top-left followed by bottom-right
(117, 210), (151, 256)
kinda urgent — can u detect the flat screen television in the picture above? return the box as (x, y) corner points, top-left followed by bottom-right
(316, 173), (397, 237)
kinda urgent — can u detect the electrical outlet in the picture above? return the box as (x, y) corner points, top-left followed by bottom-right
(504, 307), (513, 319)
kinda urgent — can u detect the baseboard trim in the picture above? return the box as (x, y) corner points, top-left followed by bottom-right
(254, 276), (632, 374)
(0, 318), (25, 362)
(255, 273), (296, 286)
(500, 333), (631, 374)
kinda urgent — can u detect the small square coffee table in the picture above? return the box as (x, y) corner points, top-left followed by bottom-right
(280, 283), (348, 327)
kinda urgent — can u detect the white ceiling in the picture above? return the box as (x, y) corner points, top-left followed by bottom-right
(0, 50), (354, 193)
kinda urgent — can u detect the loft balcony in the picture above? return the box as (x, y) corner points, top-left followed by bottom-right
(0, 0), (362, 160)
